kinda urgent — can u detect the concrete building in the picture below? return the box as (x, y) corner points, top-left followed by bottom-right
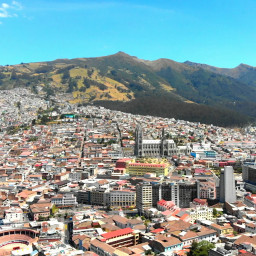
(105, 190), (136, 208)
(220, 166), (236, 203)
(90, 188), (106, 206)
(136, 182), (152, 213)
(153, 182), (180, 207)
(242, 164), (256, 191)
(77, 191), (91, 204)
(178, 182), (200, 208)
(242, 164), (256, 184)
(151, 181), (199, 208)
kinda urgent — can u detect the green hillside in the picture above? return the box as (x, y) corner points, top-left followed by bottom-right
(185, 61), (256, 87)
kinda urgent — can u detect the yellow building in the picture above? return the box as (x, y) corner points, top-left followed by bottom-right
(126, 159), (170, 177)
(210, 223), (233, 236)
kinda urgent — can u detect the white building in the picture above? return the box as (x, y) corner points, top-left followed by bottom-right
(4, 207), (27, 223)
(51, 193), (77, 207)
(189, 206), (213, 223)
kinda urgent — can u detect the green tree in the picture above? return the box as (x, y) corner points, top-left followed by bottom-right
(188, 241), (215, 256)
(145, 250), (153, 255)
(16, 101), (21, 110)
(51, 204), (59, 215)
(40, 115), (50, 125)
(61, 69), (70, 83)
(66, 78), (78, 93)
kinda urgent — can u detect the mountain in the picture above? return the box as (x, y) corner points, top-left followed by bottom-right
(0, 52), (255, 127)
(185, 61), (256, 87)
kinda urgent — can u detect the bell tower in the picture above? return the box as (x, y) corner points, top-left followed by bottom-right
(134, 125), (143, 157)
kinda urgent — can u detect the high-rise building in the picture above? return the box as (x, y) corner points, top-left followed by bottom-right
(178, 182), (200, 208)
(136, 182), (152, 213)
(159, 182), (180, 206)
(219, 166), (236, 203)
(242, 164), (256, 185)
(138, 180), (199, 210)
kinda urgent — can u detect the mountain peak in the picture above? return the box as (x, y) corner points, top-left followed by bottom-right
(237, 63), (252, 69)
(114, 51), (131, 57)
(184, 60), (195, 65)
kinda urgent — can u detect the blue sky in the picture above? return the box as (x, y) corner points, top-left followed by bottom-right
(0, 0), (255, 67)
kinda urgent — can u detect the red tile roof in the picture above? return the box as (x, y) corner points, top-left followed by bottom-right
(101, 227), (133, 240)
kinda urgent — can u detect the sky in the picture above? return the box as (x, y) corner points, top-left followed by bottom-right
(0, 0), (256, 67)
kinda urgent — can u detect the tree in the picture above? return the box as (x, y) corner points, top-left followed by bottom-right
(66, 78), (78, 93)
(43, 85), (55, 98)
(61, 69), (70, 83)
(40, 115), (50, 125)
(188, 241), (215, 256)
(145, 250), (152, 255)
(51, 204), (59, 215)
(16, 101), (21, 110)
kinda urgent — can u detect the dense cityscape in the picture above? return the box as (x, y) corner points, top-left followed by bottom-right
(0, 89), (256, 255)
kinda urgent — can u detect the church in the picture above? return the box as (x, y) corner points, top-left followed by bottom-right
(134, 125), (191, 157)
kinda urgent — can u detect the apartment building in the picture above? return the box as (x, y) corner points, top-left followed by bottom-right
(189, 206), (213, 223)
(136, 182), (152, 213)
(139, 180), (199, 210)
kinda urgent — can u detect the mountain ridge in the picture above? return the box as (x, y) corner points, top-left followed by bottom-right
(0, 52), (256, 126)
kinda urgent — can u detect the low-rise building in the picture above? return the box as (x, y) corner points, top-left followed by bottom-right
(245, 222), (256, 233)
(5, 207), (26, 223)
(189, 206), (213, 223)
(100, 227), (139, 248)
(127, 159), (170, 177)
(209, 223), (233, 237)
(51, 193), (77, 207)
(30, 201), (52, 221)
(150, 234), (183, 254)
(244, 194), (256, 209)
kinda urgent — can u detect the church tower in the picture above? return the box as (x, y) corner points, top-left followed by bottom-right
(134, 125), (143, 157)
(160, 128), (166, 157)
